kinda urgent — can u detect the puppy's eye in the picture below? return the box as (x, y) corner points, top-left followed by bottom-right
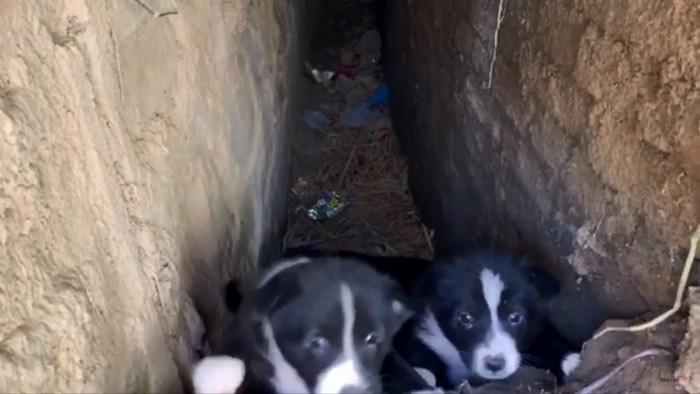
(508, 312), (524, 326)
(456, 312), (474, 329)
(306, 336), (329, 355)
(364, 331), (383, 347)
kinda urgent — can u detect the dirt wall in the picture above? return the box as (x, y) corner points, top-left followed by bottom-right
(0, 0), (314, 392)
(385, 0), (699, 318)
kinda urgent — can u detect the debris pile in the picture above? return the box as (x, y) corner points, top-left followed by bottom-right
(285, 1), (433, 258)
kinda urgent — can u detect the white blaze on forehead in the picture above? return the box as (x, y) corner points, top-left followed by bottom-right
(481, 269), (505, 315)
(416, 309), (469, 385)
(473, 268), (521, 380)
(261, 318), (310, 394)
(314, 282), (368, 393)
(192, 355), (246, 394)
(257, 257), (311, 289)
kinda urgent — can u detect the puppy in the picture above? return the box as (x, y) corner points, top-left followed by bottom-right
(398, 249), (581, 389)
(199, 255), (414, 394)
(282, 246), (442, 394)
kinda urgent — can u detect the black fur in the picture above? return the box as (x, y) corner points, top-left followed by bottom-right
(282, 245), (432, 293)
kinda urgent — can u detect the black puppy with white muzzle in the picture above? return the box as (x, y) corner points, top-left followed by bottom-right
(398, 249), (581, 390)
(195, 255), (414, 394)
(282, 246), (440, 394)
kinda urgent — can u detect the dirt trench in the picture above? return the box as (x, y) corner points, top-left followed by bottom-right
(0, 0), (698, 393)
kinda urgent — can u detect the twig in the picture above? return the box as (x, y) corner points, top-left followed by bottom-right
(338, 147), (357, 188)
(486, 0), (508, 90)
(575, 348), (672, 394)
(592, 224), (700, 340)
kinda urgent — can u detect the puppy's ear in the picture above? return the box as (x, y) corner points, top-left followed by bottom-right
(192, 356), (246, 394)
(519, 258), (561, 300)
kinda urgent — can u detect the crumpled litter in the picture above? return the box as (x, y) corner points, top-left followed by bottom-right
(356, 29), (382, 68)
(341, 104), (383, 127)
(299, 191), (349, 220)
(365, 83), (389, 107)
(304, 61), (335, 86)
(303, 110), (332, 131)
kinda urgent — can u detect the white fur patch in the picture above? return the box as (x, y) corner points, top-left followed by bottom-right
(416, 309), (470, 385)
(473, 268), (521, 380)
(314, 283), (368, 393)
(413, 367), (437, 387)
(192, 356), (246, 394)
(410, 369), (445, 394)
(561, 352), (581, 376)
(261, 319), (310, 393)
(391, 299), (404, 315)
(257, 257), (311, 289)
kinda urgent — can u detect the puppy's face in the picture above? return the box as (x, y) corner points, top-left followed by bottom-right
(241, 257), (413, 394)
(416, 252), (549, 383)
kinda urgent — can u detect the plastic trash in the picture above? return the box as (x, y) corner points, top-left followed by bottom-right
(370, 117), (392, 140)
(345, 86), (369, 106)
(365, 84), (389, 107)
(303, 110), (332, 131)
(300, 191), (349, 220)
(340, 104), (382, 127)
(356, 29), (382, 67)
(291, 177), (310, 199)
(304, 61), (334, 86)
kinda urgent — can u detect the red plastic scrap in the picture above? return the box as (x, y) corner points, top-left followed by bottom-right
(335, 53), (362, 78)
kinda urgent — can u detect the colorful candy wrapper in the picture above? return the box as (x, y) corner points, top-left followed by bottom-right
(301, 191), (349, 220)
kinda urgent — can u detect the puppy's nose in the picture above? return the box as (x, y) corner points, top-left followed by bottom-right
(484, 354), (506, 373)
(339, 385), (368, 394)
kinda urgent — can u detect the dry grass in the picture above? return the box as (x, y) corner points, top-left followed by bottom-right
(284, 123), (433, 259)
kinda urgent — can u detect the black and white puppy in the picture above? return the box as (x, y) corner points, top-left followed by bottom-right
(281, 247), (441, 394)
(198, 255), (414, 394)
(399, 249), (581, 389)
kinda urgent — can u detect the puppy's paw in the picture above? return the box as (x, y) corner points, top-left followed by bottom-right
(413, 367), (437, 387)
(410, 367), (445, 394)
(561, 352), (581, 377)
(192, 355), (246, 394)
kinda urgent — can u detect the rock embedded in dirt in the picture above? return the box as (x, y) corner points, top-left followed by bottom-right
(564, 319), (684, 394)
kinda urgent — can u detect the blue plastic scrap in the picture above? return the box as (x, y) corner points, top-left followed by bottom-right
(365, 84), (389, 107)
